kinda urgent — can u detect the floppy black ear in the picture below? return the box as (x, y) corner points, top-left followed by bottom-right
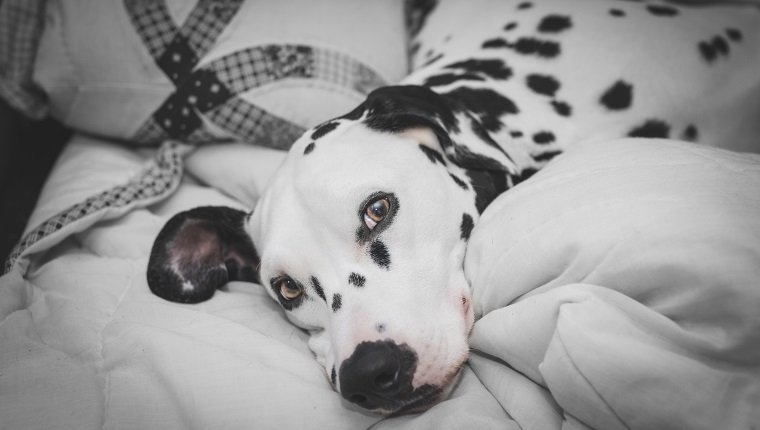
(147, 206), (260, 304)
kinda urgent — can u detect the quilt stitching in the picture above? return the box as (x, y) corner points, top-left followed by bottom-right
(3, 141), (187, 275)
(124, 0), (386, 149)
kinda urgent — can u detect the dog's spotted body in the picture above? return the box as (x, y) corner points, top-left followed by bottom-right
(148, 0), (760, 415)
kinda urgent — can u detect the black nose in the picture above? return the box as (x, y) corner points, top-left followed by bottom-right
(338, 340), (417, 410)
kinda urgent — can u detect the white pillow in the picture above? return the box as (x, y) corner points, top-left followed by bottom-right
(466, 137), (760, 326)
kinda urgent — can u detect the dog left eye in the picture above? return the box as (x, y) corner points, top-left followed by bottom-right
(276, 277), (303, 301)
(364, 197), (390, 230)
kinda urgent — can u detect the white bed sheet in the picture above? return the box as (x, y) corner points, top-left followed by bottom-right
(1, 135), (759, 429)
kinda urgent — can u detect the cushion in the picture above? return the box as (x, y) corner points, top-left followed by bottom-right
(464, 138), (760, 428)
(33, 0), (408, 148)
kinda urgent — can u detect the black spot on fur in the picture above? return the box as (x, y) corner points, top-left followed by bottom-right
(517, 167), (538, 183)
(551, 100), (572, 117)
(410, 42), (421, 57)
(311, 276), (326, 302)
(600, 80), (633, 110)
(682, 124), (699, 141)
(303, 142), (315, 155)
(512, 38), (561, 58)
(712, 36), (729, 56)
(311, 121), (339, 140)
(526, 74), (560, 97)
(699, 41), (717, 63)
(533, 131), (556, 144)
(534, 150), (563, 163)
(646, 5), (679, 16)
(628, 119), (670, 138)
(467, 170), (509, 214)
(610, 8), (625, 17)
(537, 15), (572, 33)
(468, 119), (499, 152)
(460, 214), (474, 241)
(510, 130), (523, 138)
(726, 28), (743, 42)
(419, 144), (446, 165)
(482, 38), (509, 49)
(443, 87), (519, 132)
(698, 36), (731, 64)
(517, 2), (533, 9)
(331, 366), (337, 386)
(450, 173), (469, 189)
(348, 272), (366, 287)
(332, 293), (342, 312)
(424, 73), (485, 87)
(369, 240), (391, 269)
(445, 59), (513, 80)
(422, 53), (444, 67)
(504, 22), (518, 31)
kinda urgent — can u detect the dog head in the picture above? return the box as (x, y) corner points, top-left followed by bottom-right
(148, 85), (517, 414)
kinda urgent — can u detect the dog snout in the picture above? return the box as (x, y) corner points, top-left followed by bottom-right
(338, 340), (417, 410)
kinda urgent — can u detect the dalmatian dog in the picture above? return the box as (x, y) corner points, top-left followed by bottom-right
(147, 0), (760, 415)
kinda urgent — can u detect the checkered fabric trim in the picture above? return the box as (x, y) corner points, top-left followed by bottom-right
(180, 0), (242, 57)
(3, 140), (188, 274)
(205, 97), (305, 150)
(125, 0), (240, 66)
(209, 45), (315, 94)
(124, 0), (177, 59)
(312, 48), (387, 95)
(125, 0), (242, 85)
(124, 0), (386, 149)
(0, 0), (48, 118)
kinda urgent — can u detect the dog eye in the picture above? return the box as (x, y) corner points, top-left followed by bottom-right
(276, 277), (303, 301)
(364, 197), (390, 230)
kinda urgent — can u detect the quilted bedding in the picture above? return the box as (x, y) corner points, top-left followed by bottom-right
(1, 133), (759, 429)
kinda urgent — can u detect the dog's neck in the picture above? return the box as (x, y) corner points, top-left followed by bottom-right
(427, 85), (537, 183)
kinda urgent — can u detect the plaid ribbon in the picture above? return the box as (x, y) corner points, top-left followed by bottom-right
(125, 0), (386, 150)
(3, 141), (189, 274)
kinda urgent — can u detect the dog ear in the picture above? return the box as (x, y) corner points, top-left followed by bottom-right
(357, 85), (457, 143)
(147, 206), (260, 304)
(358, 85), (517, 175)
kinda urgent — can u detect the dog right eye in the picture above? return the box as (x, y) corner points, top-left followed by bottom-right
(275, 277), (303, 301)
(363, 196), (391, 230)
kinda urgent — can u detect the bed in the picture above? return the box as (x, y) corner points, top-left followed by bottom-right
(1, 0), (759, 429)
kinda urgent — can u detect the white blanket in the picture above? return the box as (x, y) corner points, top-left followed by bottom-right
(1, 135), (759, 429)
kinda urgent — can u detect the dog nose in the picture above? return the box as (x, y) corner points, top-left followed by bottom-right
(338, 340), (417, 410)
